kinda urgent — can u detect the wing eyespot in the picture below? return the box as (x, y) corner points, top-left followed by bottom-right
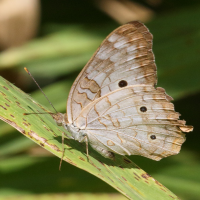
(150, 135), (156, 140)
(118, 80), (127, 87)
(140, 106), (147, 112)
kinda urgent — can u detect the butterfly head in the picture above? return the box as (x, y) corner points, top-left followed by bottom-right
(51, 113), (65, 126)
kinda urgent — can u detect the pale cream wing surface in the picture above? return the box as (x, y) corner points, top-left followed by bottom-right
(67, 21), (156, 123)
(74, 86), (192, 161)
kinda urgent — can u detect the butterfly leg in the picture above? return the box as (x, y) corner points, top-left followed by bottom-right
(85, 135), (89, 158)
(84, 136), (101, 171)
(59, 132), (65, 170)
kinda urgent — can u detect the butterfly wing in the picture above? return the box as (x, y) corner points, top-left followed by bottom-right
(66, 21), (193, 160)
(67, 21), (156, 123)
(74, 86), (192, 160)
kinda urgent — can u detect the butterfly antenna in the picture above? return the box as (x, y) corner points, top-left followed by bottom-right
(24, 67), (58, 114)
(23, 112), (54, 115)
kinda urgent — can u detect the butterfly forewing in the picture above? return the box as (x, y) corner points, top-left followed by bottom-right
(67, 21), (156, 123)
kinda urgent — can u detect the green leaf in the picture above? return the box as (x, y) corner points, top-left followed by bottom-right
(0, 26), (102, 69)
(0, 76), (179, 200)
(0, 192), (128, 200)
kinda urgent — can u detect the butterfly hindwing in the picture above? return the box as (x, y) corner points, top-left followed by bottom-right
(75, 85), (188, 160)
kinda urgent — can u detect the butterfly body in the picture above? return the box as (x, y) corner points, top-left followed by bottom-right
(52, 113), (85, 142)
(52, 112), (115, 159)
(53, 21), (193, 161)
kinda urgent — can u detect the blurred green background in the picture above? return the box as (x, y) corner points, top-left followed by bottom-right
(0, 0), (199, 200)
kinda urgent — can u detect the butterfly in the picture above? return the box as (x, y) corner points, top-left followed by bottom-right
(51, 21), (193, 161)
